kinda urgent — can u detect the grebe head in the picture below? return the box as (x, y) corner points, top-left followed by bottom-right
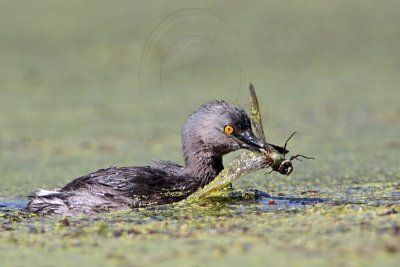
(182, 100), (265, 160)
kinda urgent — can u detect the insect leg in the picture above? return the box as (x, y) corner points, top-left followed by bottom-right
(283, 131), (297, 157)
(290, 154), (315, 161)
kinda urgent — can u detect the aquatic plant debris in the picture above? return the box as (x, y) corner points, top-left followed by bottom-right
(188, 151), (268, 199)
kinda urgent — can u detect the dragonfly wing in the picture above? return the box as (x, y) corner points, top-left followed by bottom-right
(267, 142), (289, 154)
(249, 83), (270, 153)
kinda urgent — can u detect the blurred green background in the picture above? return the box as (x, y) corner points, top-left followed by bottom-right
(0, 1), (399, 266)
(1, 0), (399, 196)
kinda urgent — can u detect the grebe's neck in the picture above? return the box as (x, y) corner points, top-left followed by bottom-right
(183, 144), (224, 187)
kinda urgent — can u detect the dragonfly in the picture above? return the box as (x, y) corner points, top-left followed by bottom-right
(248, 83), (314, 175)
(189, 83), (313, 199)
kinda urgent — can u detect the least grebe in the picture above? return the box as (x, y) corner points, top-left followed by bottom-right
(28, 100), (287, 215)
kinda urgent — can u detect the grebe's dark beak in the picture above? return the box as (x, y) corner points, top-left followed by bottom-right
(237, 129), (265, 152)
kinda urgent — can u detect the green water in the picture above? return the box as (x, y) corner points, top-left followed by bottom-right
(0, 1), (399, 266)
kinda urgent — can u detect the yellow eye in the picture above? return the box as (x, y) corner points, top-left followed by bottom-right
(224, 125), (235, 135)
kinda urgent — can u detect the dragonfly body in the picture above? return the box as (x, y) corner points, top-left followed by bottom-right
(265, 151), (293, 175)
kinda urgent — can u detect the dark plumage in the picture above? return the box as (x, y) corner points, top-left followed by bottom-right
(27, 100), (282, 216)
